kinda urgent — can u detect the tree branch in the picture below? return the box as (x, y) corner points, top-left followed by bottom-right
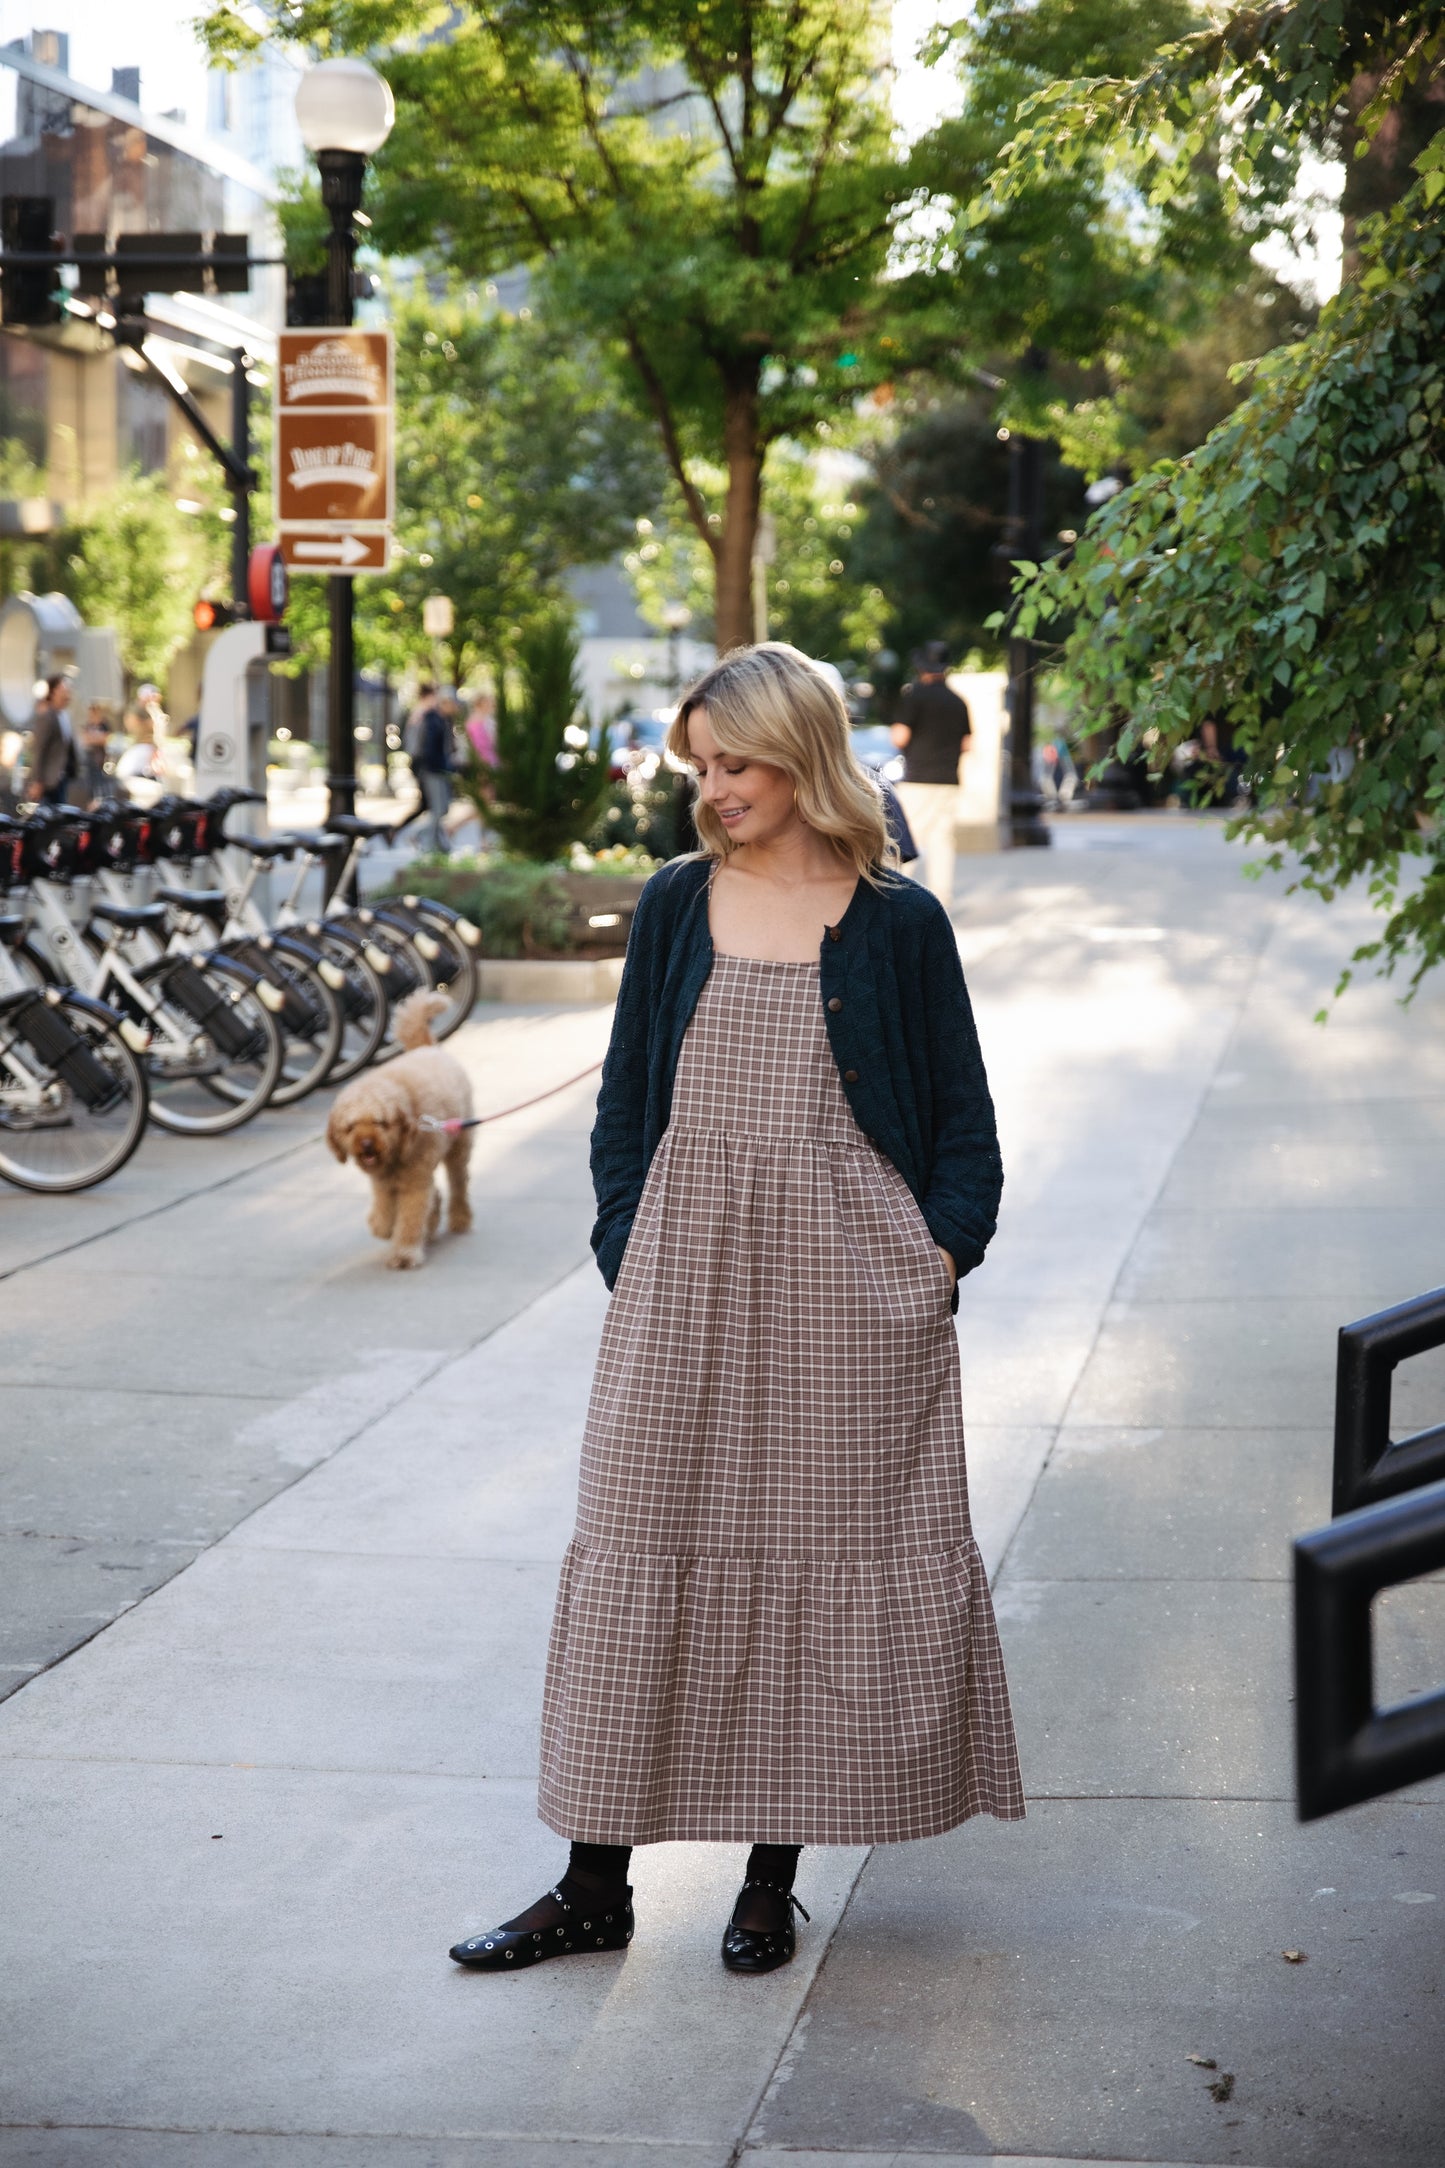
(624, 326), (719, 560)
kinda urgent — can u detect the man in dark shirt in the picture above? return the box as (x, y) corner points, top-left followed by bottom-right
(413, 694), (457, 856)
(890, 642), (970, 905)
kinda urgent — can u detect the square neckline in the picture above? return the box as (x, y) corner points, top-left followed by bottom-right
(704, 858), (862, 964)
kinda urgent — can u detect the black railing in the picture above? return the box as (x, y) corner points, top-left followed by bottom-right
(1295, 1285), (1445, 1821)
(1333, 1286), (1445, 1513)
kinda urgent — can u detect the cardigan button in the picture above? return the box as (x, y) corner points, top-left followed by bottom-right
(827, 925), (841, 942)
(827, 996), (842, 1013)
(844, 1068), (859, 1083)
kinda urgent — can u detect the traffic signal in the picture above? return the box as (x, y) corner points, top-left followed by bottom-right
(1, 197), (63, 327)
(193, 597), (239, 632)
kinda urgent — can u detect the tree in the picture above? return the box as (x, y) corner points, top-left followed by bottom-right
(64, 468), (223, 685)
(385, 291), (661, 681)
(203, 1), (928, 651)
(621, 448), (890, 673)
(0, 439), (66, 604)
(486, 614), (612, 861)
(916, 0), (1299, 451)
(992, 2), (1445, 992)
(844, 391), (1087, 678)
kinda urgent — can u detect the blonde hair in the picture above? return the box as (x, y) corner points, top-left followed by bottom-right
(668, 642), (896, 883)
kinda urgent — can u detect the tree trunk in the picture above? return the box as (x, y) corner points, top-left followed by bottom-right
(1341, 68), (1445, 279)
(715, 379), (763, 652)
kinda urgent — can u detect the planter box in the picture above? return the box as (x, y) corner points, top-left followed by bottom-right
(477, 955), (625, 1003)
(389, 864), (652, 959)
(559, 871), (650, 954)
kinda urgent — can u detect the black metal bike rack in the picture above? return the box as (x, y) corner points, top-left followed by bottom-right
(1295, 1286), (1445, 1820)
(1333, 1286), (1445, 1513)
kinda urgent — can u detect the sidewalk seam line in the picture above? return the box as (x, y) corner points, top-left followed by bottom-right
(0, 1256), (591, 1707)
(0, 1132), (322, 1289)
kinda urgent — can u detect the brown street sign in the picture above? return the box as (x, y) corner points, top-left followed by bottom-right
(278, 330), (390, 409)
(276, 326), (393, 556)
(278, 530), (390, 575)
(277, 411), (390, 525)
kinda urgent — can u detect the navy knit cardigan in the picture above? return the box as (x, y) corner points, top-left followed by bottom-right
(590, 857), (1003, 1301)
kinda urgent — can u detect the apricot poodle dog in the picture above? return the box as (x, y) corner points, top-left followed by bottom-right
(326, 990), (473, 1269)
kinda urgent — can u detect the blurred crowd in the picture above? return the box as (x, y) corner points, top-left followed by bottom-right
(0, 677), (198, 813)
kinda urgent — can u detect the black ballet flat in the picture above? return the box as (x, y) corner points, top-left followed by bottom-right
(449, 1882), (634, 1971)
(721, 1880), (810, 1975)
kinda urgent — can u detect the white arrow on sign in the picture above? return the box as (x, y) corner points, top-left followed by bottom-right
(291, 533), (374, 565)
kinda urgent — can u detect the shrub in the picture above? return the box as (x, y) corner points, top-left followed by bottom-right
(488, 615), (613, 862)
(388, 855), (570, 957)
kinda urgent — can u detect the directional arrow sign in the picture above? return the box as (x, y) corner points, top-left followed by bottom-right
(293, 533), (372, 565)
(279, 529), (389, 575)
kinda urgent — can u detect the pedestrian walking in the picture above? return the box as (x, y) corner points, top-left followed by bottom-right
(403, 680), (438, 766)
(78, 700), (119, 805)
(411, 689), (455, 856)
(890, 640), (971, 908)
(450, 641), (1022, 1980)
(464, 690), (497, 770)
(25, 675), (78, 805)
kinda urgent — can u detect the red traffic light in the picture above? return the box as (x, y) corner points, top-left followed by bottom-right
(193, 597), (236, 632)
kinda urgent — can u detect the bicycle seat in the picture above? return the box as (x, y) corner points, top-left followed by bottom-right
(90, 899), (166, 932)
(277, 830), (333, 853)
(156, 885), (228, 925)
(226, 835), (295, 860)
(325, 813), (400, 842)
(205, 786), (267, 808)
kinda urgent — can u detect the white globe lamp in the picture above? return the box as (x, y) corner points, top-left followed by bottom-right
(295, 57), (395, 156)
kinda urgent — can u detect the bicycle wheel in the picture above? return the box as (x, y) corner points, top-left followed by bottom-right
(221, 936), (343, 1106)
(141, 954), (284, 1134)
(329, 913), (432, 1056)
(379, 902), (478, 1040)
(306, 926), (388, 1083)
(0, 988), (149, 1192)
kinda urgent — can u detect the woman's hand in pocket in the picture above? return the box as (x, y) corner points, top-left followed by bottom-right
(936, 1245), (957, 1291)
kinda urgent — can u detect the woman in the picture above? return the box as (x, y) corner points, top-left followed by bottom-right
(114, 710), (162, 786)
(451, 643), (1022, 1979)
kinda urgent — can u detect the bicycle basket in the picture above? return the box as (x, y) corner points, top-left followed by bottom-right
(20, 816), (92, 884)
(84, 805), (148, 874)
(155, 804), (212, 862)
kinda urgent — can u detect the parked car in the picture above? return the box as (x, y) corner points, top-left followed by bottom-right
(850, 724), (905, 783)
(601, 712), (689, 782)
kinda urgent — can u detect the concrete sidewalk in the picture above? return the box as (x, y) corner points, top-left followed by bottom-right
(2, 818), (1442, 2164)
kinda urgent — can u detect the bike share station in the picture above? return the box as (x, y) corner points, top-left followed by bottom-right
(0, 191), (476, 1198)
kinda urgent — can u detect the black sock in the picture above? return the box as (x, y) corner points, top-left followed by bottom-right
(744, 1843), (801, 1893)
(733, 1844), (803, 1933)
(566, 1841), (632, 1894)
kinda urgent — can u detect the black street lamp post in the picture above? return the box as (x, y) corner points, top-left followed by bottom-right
(1000, 348), (1051, 849)
(295, 59), (394, 827)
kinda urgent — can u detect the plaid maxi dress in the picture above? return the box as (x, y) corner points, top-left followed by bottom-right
(538, 952), (1024, 1844)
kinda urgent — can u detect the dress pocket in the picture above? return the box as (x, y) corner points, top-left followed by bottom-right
(870, 1157), (955, 1315)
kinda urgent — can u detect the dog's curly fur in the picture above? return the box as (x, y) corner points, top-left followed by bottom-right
(326, 991), (473, 1269)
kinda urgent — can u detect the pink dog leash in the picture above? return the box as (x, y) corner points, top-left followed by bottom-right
(417, 1058), (604, 1135)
